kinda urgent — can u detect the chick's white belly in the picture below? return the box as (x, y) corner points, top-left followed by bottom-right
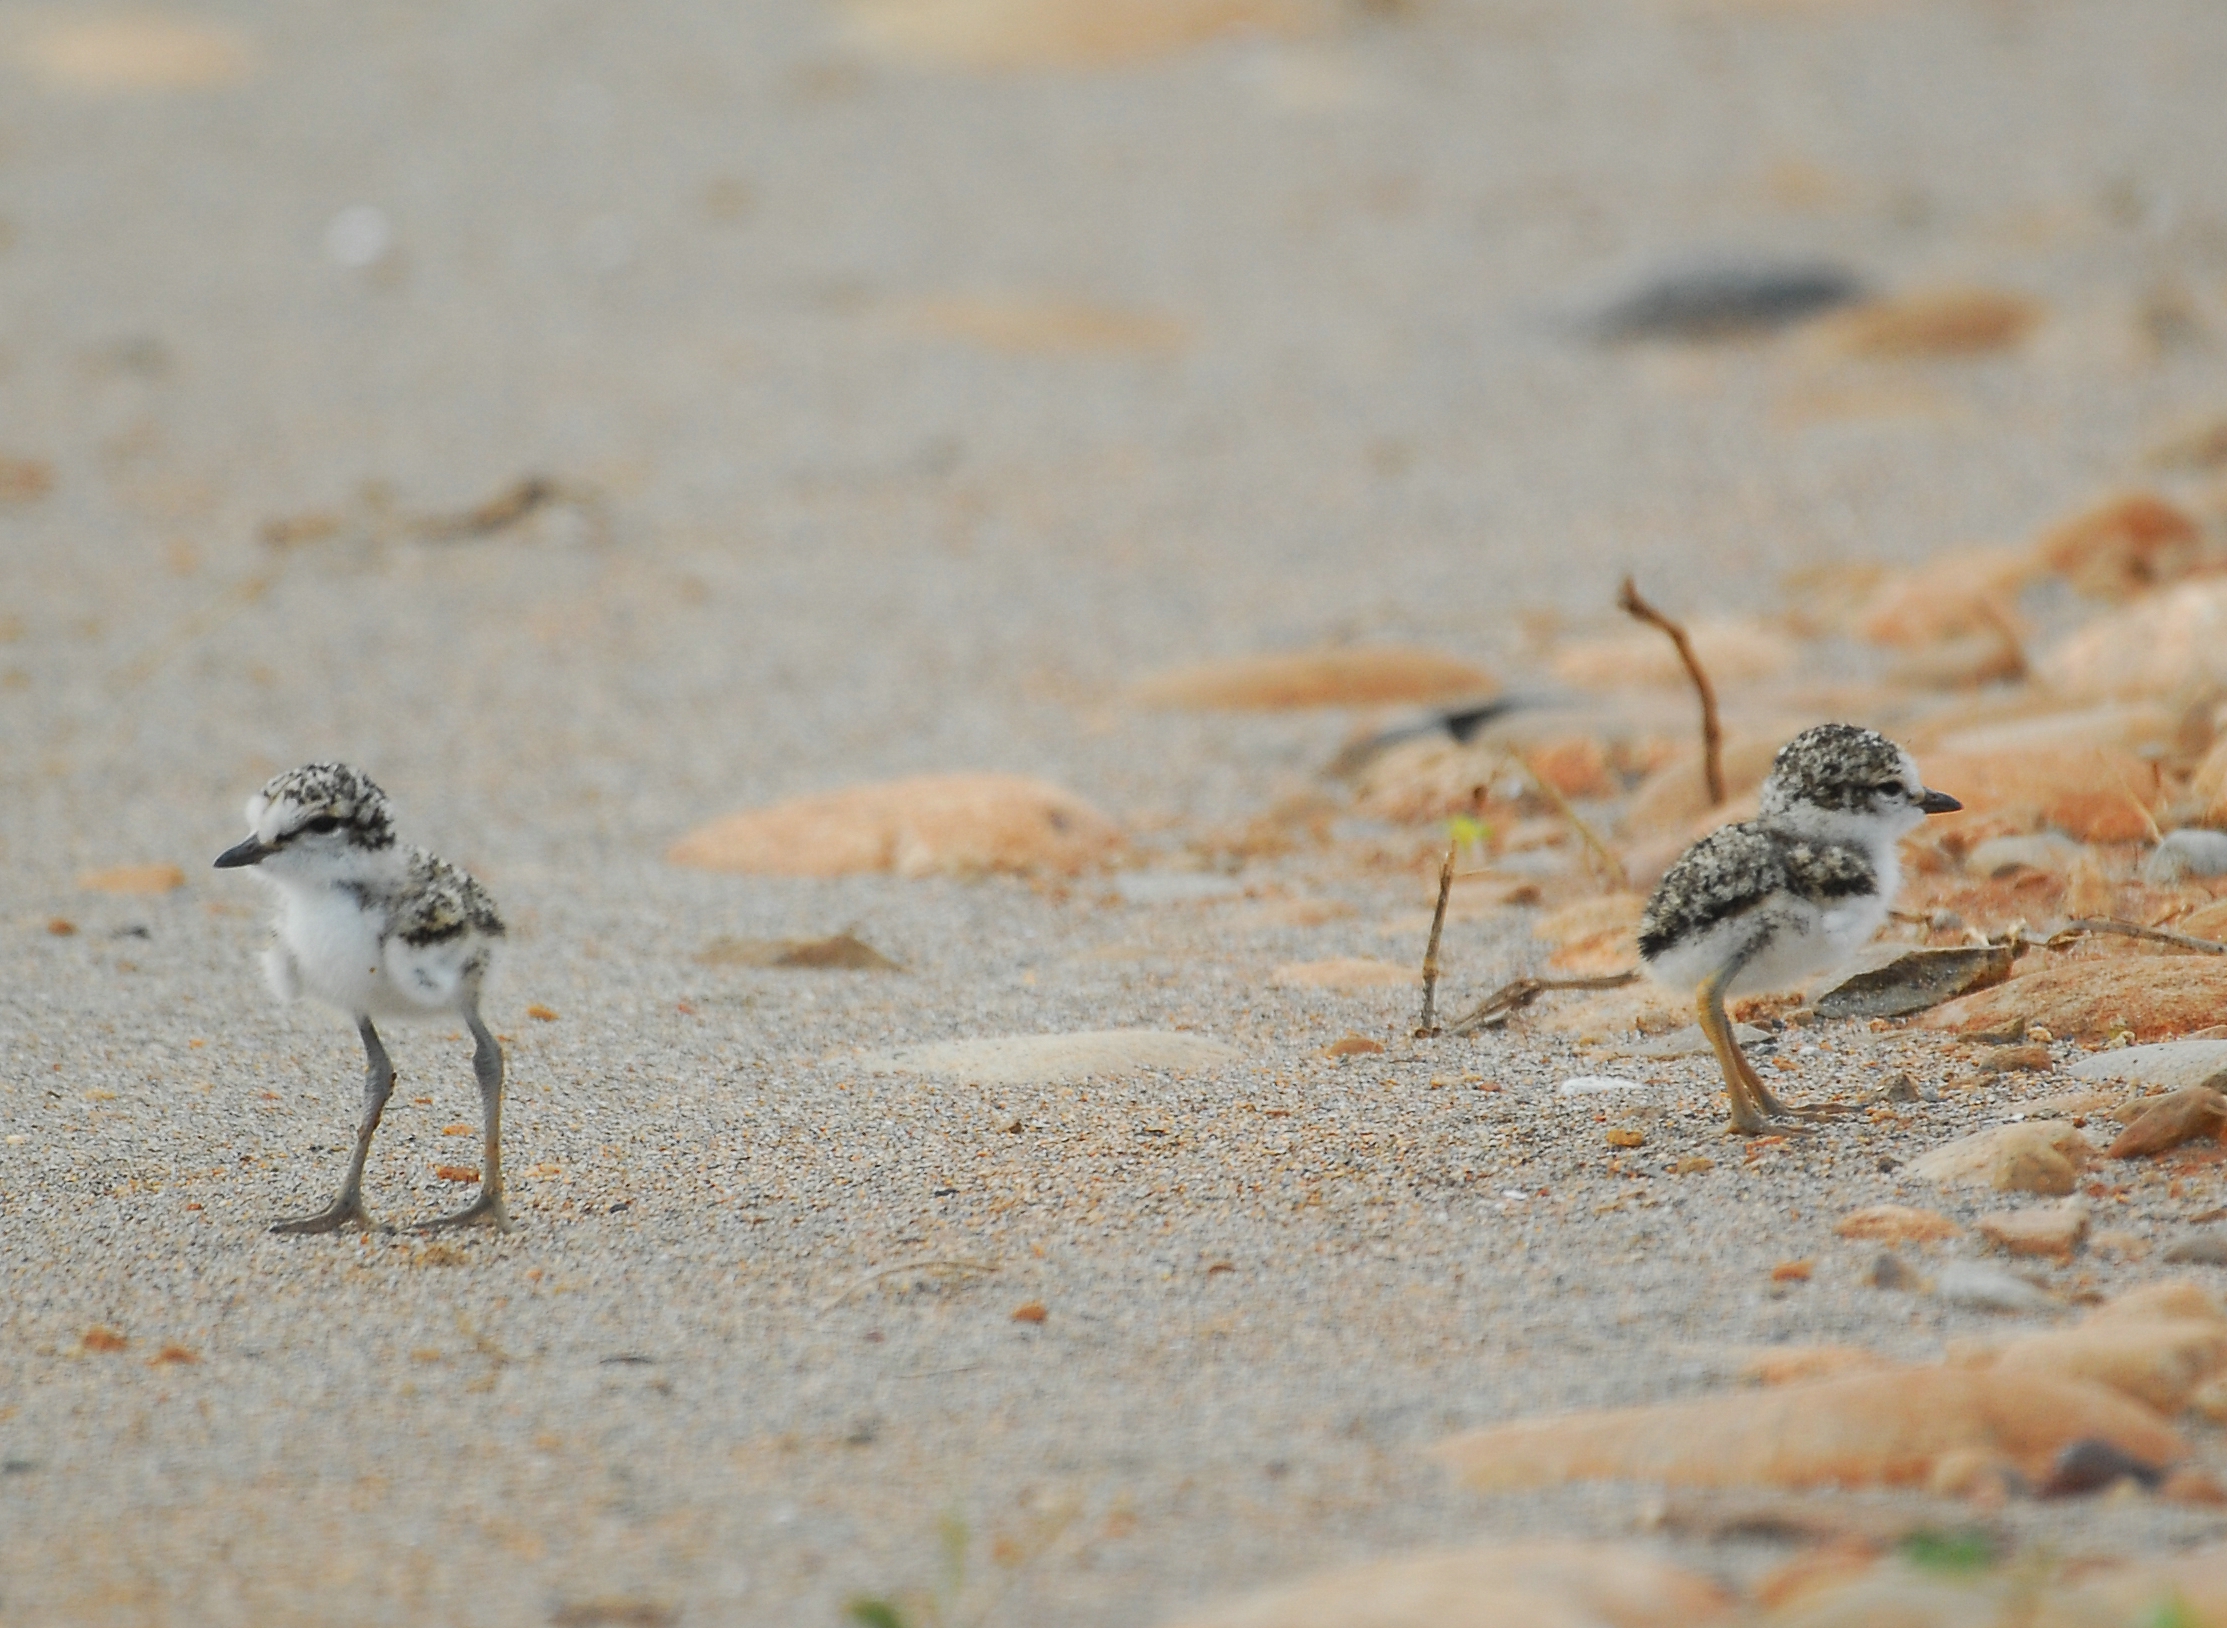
(269, 893), (467, 1019)
(1645, 892), (1888, 997)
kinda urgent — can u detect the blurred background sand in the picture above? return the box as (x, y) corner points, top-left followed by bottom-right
(4, 2), (2227, 1623)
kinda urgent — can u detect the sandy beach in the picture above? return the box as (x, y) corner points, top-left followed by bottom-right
(7, 1), (2227, 1622)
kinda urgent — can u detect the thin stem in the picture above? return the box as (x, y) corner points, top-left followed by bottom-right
(1416, 844), (1456, 1037)
(1618, 576), (1723, 808)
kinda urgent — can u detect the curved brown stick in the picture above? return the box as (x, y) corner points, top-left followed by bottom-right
(1416, 844), (1456, 1037)
(1442, 969), (1639, 1036)
(2049, 918), (2227, 956)
(1618, 576), (1723, 808)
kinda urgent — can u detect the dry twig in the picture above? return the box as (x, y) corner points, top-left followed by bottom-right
(1416, 845), (1456, 1037)
(1522, 755), (1629, 890)
(819, 1257), (998, 1314)
(1617, 576), (1723, 807)
(2046, 918), (2227, 956)
(1443, 969), (1640, 1036)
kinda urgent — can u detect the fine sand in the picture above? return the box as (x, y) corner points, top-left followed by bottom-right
(5, 1), (2227, 1622)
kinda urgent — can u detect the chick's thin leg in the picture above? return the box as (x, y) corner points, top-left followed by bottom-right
(1695, 966), (1777, 1136)
(272, 1016), (392, 1234)
(420, 1009), (510, 1232)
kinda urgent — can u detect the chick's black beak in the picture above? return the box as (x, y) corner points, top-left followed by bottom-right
(214, 835), (275, 869)
(1917, 788), (1962, 816)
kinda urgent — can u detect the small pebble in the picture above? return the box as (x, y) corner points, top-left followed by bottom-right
(2141, 829), (2227, 886)
(2161, 1231), (2227, 1266)
(1587, 259), (1864, 342)
(2041, 1437), (2164, 1497)
(1866, 1252), (1923, 1291)
(1934, 1260), (2054, 1313)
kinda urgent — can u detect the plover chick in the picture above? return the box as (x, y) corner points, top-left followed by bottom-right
(1639, 723), (1960, 1135)
(215, 763), (511, 1232)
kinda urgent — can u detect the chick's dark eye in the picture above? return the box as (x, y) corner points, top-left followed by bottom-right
(300, 815), (343, 835)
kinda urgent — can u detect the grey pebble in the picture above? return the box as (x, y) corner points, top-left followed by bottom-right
(2161, 1232), (2227, 1266)
(1587, 259), (1865, 342)
(2069, 1041), (2227, 1092)
(1866, 1252), (1924, 1291)
(1933, 1260), (2056, 1314)
(2141, 829), (2227, 886)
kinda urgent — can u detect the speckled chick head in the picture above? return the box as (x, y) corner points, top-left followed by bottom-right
(234, 763), (398, 868)
(1758, 723), (1956, 845)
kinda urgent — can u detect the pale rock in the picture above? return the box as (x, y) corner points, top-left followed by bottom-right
(1975, 1203), (2088, 1261)
(2069, 1040), (2227, 1092)
(1907, 1122), (2093, 1195)
(1933, 1261), (2057, 1314)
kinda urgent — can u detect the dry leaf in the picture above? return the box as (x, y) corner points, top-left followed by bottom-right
(1814, 945), (2014, 1021)
(1322, 1035), (1385, 1057)
(1922, 960), (2227, 1043)
(1010, 1302), (1048, 1324)
(1919, 746), (2161, 844)
(697, 932), (903, 971)
(1739, 1346), (1888, 1386)
(1156, 1540), (1733, 1628)
(1433, 1367), (2182, 1493)
(1988, 1318), (2227, 1415)
(81, 1327), (128, 1353)
(1131, 646), (1493, 710)
(433, 1165), (482, 1183)
(76, 863), (185, 895)
(842, 0), (1325, 71)
(1857, 545), (2036, 647)
(893, 295), (1188, 354)
(2033, 492), (2210, 601)
(526, 1003), (560, 1021)
(1835, 1204), (1960, 1244)
(0, 454), (55, 502)
(2089, 1281), (2226, 1327)
(668, 773), (1121, 878)
(15, 16), (258, 92)
(2040, 579), (2227, 701)
(2107, 1087), (2227, 1158)
(1975, 1204), (2088, 1261)
(1622, 736), (1784, 839)
(1818, 288), (2043, 357)
(1549, 619), (1794, 691)
(1271, 958), (1410, 990)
